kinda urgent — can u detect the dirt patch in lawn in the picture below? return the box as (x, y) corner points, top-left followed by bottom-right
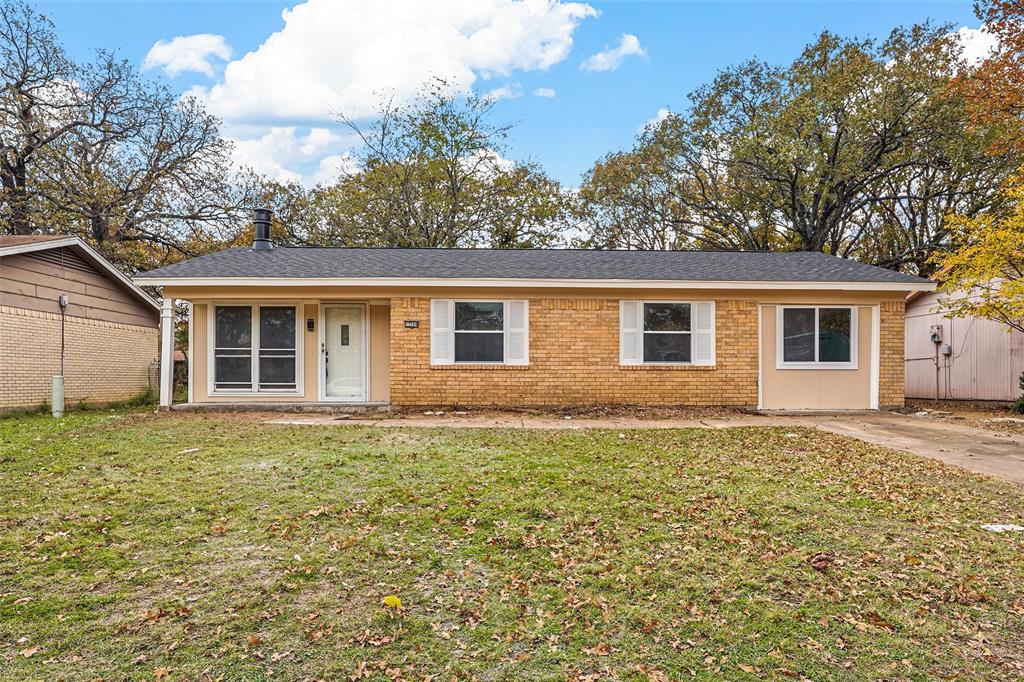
(906, 399), (1024, 435)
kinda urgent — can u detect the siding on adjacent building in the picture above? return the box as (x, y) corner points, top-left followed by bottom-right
(906, 291), (1023, 401)
(2, 248), (156, 326)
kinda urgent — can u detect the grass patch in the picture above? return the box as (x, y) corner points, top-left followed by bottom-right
(1, 410), (1022, 680)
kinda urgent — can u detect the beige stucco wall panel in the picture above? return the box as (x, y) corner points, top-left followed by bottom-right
(760, 305), (873, 410)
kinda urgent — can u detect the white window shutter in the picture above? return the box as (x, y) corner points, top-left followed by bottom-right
(620, 300), (642, 365)
(430, 299), (453, 365)
(505, 300), (529, 365)
(692, 300), (716, 365)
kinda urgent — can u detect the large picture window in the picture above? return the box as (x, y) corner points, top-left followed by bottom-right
(778, 306), (856, 369)
(212, 304), (300, 392)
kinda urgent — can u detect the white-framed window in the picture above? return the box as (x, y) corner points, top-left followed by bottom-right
(430, 300), (528, 365)
(210, 303), (302, 393)
(776, 305), (858, 370)
(620, 300), (715, 366)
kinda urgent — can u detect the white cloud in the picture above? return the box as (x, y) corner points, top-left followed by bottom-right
(640, 107), (671, 132)
(954, 25), (999, 67)
(311, 152), (361, 185)
(190, 0), (597, 123)
(484, 82), (523, 101)
(580, 33), (645, 72)
(230, 126), (350, 184)
(143, 34), (231, 78)
(533, 86), (556, 98)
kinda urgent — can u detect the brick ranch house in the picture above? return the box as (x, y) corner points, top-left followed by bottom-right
(0, 235), (160, 411)
(135, 212), (934, 412)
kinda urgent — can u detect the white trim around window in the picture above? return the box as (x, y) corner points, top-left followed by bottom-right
(620, 300), (716, 366)
(775, 305), (858, 370)
(206, 302), (304, 396)
(430, 299), (529, 366)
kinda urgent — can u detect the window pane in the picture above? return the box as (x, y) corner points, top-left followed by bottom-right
(644, 303), (690, 331)
(260, 306), (296, 349)
(644, 333), (691, 362)
(214, 355), (251, 387)
(454, 332), (503, 362)
(215, 307), (251, 348)
(455, 302), (503, 331)
(819, 308), (852, 363)
(782, 308), (815, 362)
(259, 356), (296, 388)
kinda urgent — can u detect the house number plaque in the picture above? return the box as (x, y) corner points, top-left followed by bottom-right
(404, 320), (420, 329)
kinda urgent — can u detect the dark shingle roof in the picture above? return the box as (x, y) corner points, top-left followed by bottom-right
(136, 247), (929, 285)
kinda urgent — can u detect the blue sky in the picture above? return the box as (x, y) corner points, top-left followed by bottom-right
(36, 1), (982, 186)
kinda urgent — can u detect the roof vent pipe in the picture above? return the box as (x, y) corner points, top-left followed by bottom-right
(252, 207), (273, 250)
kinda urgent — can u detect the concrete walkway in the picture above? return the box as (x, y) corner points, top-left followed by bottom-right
(264, 411), (1024, 484)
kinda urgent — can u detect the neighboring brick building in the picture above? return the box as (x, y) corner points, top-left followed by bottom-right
(136, 210), (932, 412)
(0, 236), (160, 412)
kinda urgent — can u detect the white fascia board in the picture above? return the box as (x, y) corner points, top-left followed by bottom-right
(133, 276), (937, 293)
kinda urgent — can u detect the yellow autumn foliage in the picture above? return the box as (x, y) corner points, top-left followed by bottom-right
(934, 172), (1024, 334)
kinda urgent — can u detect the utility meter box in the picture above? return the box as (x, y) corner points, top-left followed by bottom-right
(929, 324), (943, 344)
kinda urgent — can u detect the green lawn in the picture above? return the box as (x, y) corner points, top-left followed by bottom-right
(1, 410), (1023, 681)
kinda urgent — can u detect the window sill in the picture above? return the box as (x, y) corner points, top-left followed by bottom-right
(775, 364), (858, 371)
(620, 364), (716, 371)
(209, 390), (304, 397)
(430, 363), (530, 371)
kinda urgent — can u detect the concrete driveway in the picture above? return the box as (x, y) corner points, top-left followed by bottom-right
(265, 410), (1024, 484)
(794, 412), (1024, 484)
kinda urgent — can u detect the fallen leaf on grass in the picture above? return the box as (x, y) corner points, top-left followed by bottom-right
(19, 646), (39, 657)
(382, 595), (402, 610)
(349, 660), (370, 680)
(153, 667), (171, 679)
(864, 610), (895, 630)
(246, 633), (263, 646)
(143, 608), (167, 623)
(808, 553), (835, 571)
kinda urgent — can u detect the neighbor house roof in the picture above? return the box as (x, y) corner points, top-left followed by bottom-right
(0, 234), (68, 247)
(0, 235), (160, 311)
(134, 247), (934, 291)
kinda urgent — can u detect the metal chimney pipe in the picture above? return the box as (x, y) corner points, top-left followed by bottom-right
(252, 207), (273, 250)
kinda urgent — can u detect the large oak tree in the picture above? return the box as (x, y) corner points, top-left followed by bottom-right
(579, 25), (1016, 274)
(0, 0), (251, 270)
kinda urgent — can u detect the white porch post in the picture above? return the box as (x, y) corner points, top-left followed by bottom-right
(159, 297), (175, 409)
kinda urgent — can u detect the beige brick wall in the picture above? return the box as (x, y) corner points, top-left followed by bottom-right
(879, 299), (906, 408)
(0, 305), (159, 411)
(389, 297), (761, 407)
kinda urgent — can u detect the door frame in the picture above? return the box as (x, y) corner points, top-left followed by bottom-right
(318, 302), (368, 402)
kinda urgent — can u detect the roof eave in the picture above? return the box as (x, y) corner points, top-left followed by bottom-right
(133, 276), (937, 293)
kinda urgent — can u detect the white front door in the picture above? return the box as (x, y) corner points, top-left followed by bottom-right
(323, 304), (366, 400)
